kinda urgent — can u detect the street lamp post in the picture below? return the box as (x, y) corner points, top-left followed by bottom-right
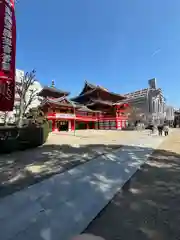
(69, 100), (76, 136)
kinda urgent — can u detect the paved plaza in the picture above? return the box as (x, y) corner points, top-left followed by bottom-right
(0, 130), (148, 198)
(85, 129), (180, 240)
(0, 129), (166, 240)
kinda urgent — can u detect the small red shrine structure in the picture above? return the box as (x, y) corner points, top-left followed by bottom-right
(39, 81), (129, 132)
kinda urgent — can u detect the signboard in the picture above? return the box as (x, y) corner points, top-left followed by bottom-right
(0, 0), (16, 111)
(55, 113), (75, 119)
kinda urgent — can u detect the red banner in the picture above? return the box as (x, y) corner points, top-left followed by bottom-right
(0, 0), (16, 111)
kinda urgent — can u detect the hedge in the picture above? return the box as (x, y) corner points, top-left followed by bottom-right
(18, 122), (49, 148)
(48, 120), (53, 132)
(0, 122), (50, 154)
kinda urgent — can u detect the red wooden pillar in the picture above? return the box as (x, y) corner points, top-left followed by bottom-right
(115, 118), (118, 130)
(68, 120), (71, 131)
(52, 120), (56, 132)
(71, 119), (75, 131)
(52, 120), (59, 132)
(92, 121), (95, 129)
(120, 120), (122, 129)
(115, 109), (119, 130)
(54, 120), (59, 132)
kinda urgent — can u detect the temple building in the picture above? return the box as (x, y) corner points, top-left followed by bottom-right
(120, 78), (166, 125)
(39, 81), (129, 131)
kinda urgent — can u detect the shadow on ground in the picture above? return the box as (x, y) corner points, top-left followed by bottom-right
(0, 140), (180, 240)
(84, 148), (180, 240)
(0, 143), (121, 198)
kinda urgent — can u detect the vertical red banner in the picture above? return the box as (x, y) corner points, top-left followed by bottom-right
(0, 0), (16, 111)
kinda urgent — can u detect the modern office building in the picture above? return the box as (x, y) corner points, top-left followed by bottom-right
(121, 78), (166, 125)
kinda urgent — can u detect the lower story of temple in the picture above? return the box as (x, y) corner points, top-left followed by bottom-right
(48, 116), (128, 132)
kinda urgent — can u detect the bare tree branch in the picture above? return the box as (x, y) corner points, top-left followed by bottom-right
(24, 89), (38, 113)
(124, 106), (144, 123)
(17, 70), (38, 127)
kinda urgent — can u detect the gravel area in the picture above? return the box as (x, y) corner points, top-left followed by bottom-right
(84, 129), (180, 240)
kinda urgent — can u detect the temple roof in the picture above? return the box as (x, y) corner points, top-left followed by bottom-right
(77, 105), (100, 112)
(71, 83), (125, 103)
(78, 80), (109, 95)
(79, 81), (97, 95)
(40, 97), (82, 108)
(113, 99), (129, 104)
(40, 98), (72, 108)
(40, 98), (101, 114)
(85, 99), (114, 111)
(38, 86), (70, 98)
(87, 99), (113, 107)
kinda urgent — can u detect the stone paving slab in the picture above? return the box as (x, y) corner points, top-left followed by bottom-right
(84, 129), (179, 240)
(0, 130), (146, 198)
(0, 134), (165, 240)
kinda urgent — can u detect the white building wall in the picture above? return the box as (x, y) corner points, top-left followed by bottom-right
(165, 105), (174, 121)
(24, 81), (42, 112)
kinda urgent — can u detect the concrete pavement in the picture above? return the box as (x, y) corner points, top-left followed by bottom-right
(84, 129), (180, 240)
(0, 130), (149, 198)
(0, 132), (165, 240)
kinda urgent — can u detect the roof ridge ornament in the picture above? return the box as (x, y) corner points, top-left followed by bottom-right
(51, 80), (55, 88)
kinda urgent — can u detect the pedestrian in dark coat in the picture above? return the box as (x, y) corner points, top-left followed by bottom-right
(157, 125), (163, 136)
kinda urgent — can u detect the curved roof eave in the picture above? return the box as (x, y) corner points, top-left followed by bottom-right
(38, 86), (70, 97)
(72, 87), (125, 102)
(78, 80), (97, 96)
(71, 88), (97, 101)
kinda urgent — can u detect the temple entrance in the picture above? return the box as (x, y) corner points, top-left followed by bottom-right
(88, 122), (94, 129)
(57, 120), (69, 131)
(76, 122), (87, 130)
(75, 121), (95, 130)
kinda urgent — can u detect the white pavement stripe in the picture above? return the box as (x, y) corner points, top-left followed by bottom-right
(0, 134), (164, 240)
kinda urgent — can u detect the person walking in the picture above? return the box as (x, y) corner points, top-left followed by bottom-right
(163, 124), (169, 136)
(157, 125), (163, 136)
(149, 124), (154, 135)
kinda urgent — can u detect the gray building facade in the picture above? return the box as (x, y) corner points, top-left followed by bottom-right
(123, 78), (166, 125)
(165, 105), (174, 126)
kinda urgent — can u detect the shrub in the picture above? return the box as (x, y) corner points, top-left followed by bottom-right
(0, 122), (50, 154)
(0, 118), (50, 153)
(0, 127), (19, 153)
(18, 125), (39, 149)
(0, 138), (19, 153)
(43, 121), (50, 143)
(18, 121), (49, 149)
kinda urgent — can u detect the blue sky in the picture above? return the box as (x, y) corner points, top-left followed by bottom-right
(16, 0), (180, 107)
